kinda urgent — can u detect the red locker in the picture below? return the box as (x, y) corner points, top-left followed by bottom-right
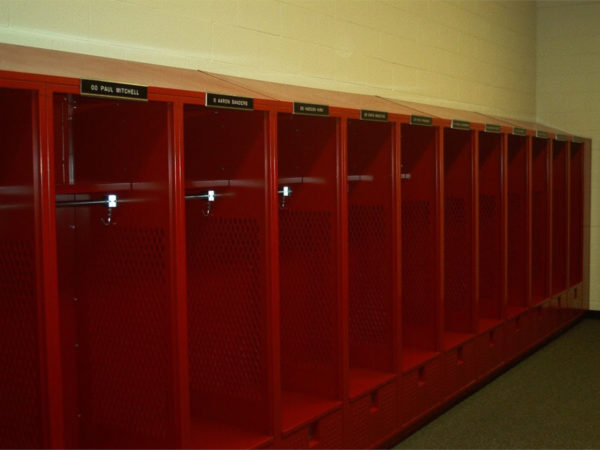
(552, 140), (568, 295)
(0, 85), (46, 448)
(277, 113), (343, 437)
(53, 93), (177, 448)
(569, 142), (584, 287)
(183, 105), (272, 448)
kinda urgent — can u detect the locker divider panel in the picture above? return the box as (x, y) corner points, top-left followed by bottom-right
(569, 142), (583, 287)
(552, 140), (568, 295)
(531, 137), (550, 304)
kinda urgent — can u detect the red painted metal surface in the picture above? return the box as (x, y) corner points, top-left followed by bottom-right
(0, 86), (45, 448)
(552, 141), (568, 295)
(507, 135), (529, 310)
(531, 138), (551, 303)
(474, 324), (504, 378)
(347, 120), (395, 392)
(569, 142), (584, 286)
(277, 113), (342, 433)
(52, 93), (176, 448)
(443, 128), (475, 339)
(399, 356), (444, 427)
(478, 132), (503, 321)
(400, 124), (439, 363)
(183, 106), (272, 448)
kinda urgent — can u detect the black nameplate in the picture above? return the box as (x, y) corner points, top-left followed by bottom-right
(572, 136), (584, 144)
(513, 127), (527, 136)
(410, 115), (433, 126)
(206, 93), (254, 110)
(361, 110), (388, 121)
(485, 124), (501, 133)
(81, 79), (147, 101)
(451, 120), (470, 130)
(293, 102), (329, 116)
(536, 131), (549, 139)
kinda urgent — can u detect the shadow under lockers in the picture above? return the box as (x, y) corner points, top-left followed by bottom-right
(0, 87), (44, 449)
(183, 105), (271, 449)
(54, 94), (176, 448)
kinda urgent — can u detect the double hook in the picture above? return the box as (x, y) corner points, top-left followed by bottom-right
(278, 185), (292, 209)
(100, 194), (118, 226)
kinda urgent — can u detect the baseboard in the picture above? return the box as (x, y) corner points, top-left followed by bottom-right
(586, 310), (600, 319)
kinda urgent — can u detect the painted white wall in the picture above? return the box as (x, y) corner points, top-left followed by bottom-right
(0, 0), (537, 119)
(537, 0), (600, 310)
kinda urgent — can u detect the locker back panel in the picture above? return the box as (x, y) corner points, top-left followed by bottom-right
(0, 87), (44, 449)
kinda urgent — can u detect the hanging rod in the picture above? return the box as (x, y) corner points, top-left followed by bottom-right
(56, 194), (118, 208)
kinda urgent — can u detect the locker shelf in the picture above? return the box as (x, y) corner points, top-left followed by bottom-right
(189, 420), (272, 450)
(55, 183), (134, 195)
(444, 128), (475, 335)
(0, 86), (44, 449)
(506, 305), (526, 318)
(184, 105), (271, 445)
(347, 119), (396, 386)
(348, 368), (396, 400)
(478, 317), (503, 333)
(402, 348), (440, 372)
(507, 135), (529, 309)
(281, 392), (341, 435)
(443, 331), (474, 351)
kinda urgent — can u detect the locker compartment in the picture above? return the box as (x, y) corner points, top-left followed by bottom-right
(347, 382), (397, 449)
(478, 132), (504, 328)
(277, 114), (342, 433)
(552, 140), (568, 294)
(54, 94), (176, 448)
(347, 119), (396, 399)
(531, 138), (550, 304)
(279, 410), (343, 449)
(569, 142), (583, 286)
(507, 135), (529, 314)
(0, 87), (44, 448)
(442, 339), (476, 399)
(474, 325), (504, 378)
(400, 124), (440, 370)
(399, 356), (444, 426)
(443, 128), (476, 348)
(184, 106), (272, 448)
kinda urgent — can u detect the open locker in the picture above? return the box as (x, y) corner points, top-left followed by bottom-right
(400, 124), (440, 368)
(507, 135), (529, 313)
(183, 105), (271, 448)
(53, 94), (176, 448)
(443, 128), (476, 346)
(346, 119), (397, 448)
(277, 113), (342, 439)
(569, 141), (583, 287)
(531, 137), (550, 304)
(552, 140), (568, 295)
(477, 131), (504, 326)
(0, 86), (44, 448)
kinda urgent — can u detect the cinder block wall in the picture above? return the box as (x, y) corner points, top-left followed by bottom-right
(537, 0), (600, 311)
(0, 0), (537, 119)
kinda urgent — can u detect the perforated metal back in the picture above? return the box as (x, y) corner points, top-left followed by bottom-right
(187, 213), (268, 431)
(0, 87), (43, 449)
(279, 209), (338, 396)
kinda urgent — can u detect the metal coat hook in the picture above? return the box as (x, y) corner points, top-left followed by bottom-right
(185, 190), (216, 216)
(278, 185), (291, 209)
(100, 194), (118, 226)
